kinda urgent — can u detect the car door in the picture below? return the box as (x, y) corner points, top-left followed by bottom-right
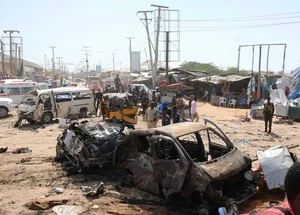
(54, 93), (73, 118)
(150, 135), (189, 198)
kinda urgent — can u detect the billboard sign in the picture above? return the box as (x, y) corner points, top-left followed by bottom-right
(96, 65), (101, 72)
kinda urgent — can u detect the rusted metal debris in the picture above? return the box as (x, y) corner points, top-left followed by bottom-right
(114, 121), (261, 214)
(56, 120), (261, 214)
(56, 121), (132, 173)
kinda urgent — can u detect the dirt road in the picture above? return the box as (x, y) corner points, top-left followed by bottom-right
(0, 102), (298, 214)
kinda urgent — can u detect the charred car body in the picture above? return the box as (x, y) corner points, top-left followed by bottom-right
(56, 122), (131, 172)
(113, 120), (260, 214)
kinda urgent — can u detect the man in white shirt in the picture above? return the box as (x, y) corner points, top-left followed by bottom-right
(146, 102), (159, 128)
(191, 96), (199, 122)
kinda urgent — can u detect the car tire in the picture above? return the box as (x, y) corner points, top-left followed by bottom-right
(0, 106), (8, 118)
(79, 108), (88, 118)
(197, 205), (210, 215)
(42, 112), (53, 124)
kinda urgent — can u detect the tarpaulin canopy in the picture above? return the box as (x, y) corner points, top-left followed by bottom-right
(288, 67), (300, 99)
(191, 75), (250, 84)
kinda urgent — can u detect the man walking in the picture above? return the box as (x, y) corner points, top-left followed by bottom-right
(176, 94), (185, 120)
(263, 97), (274, 133)
(95, 89), (103, 117)
(162, 107), (171, 126)
(172, 106), (180, 124)
(146, 102), (159, 129)
(189, 93), (194, 118)
(114, 74), (122, 92)
(191, 96), (199, 122)
(141, 94), (150, 121)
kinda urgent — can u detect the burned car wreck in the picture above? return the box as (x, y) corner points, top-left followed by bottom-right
(56, 121), (133, 172)
(113, 119), (260, 214)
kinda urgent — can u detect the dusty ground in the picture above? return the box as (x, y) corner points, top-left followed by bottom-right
(0, 102), (298, 215)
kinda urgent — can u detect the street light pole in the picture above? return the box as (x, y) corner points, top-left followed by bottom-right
(3, 30), (19, 75)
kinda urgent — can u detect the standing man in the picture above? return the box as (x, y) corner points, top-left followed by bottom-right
(114, 74), (122, 92)
(146, 102), (159, 129)
(101, 96), (108, 120)
(263, 97), (274, 133)
(189, 93), (194, 118)
(162, 107), (171, 126)
(141, 94), (150, 121)
(172, 106), (180, 124)
(191, 96), (199, 122)
(176, 94), (185, 120)
(95, 89), (103, 117)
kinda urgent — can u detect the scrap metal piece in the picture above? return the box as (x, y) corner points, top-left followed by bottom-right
(81, 182), (104, 197)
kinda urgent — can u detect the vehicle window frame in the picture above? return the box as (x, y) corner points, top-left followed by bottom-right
(207, 127), (231, 149)
(54, 93), (73, 103)
(21, 87), (37, 94)
(7, 87), (21, 95)
(0, 87), (5, 94)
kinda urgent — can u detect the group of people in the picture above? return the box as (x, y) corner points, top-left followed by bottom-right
(144, 92), (200, 129)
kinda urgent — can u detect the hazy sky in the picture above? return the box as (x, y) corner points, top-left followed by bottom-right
(1, 0), (300, 73)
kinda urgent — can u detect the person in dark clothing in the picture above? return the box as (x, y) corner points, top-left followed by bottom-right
(114, 75), (122, 92)
(172, 106), (180, 124)
(189, 93), (194, 118)
(95, 89), (103, 117)
(162, 107), (170, 126)
(263, 97), (274, 133)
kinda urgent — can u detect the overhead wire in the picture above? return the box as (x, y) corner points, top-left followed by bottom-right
(181, 20), (300, 32)
(181, 12), (300, 22)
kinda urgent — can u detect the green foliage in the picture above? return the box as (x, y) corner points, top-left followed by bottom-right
(179, 62), (250, 76)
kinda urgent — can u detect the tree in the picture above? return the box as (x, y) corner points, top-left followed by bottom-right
(179, 61), (221, 73)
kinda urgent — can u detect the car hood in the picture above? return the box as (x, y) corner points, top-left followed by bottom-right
(0, 98), (13, 103)
(197, 148), (250, 181)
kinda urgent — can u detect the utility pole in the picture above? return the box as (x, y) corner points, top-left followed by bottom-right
(126, 37), (134, 73)
(237, 46), (241, 74)
(111, 53), (115, 71)
(137, 10), (154, 87)
(18, 46), (21, 76)
(3, 30), (19, 75)
(82, 46), (91, 87)
(151, 4), (169, 88)
(56, 57), (63, 71)
(44, 54), (47, 71)
(1, 40), (5, 74)
(49, 46), (56, 75)
(266, 45), (270, 74)
(165, 31), (170, 82)
(13, 43), (18, 76)
(257, 45), (262, 100)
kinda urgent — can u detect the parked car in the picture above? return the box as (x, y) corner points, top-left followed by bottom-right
(113, 119), (260, 214)
(0, 98), (14, 118)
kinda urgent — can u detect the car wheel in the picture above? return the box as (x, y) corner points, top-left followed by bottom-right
(79, 108), (88, 118)
(0, 107), (8, 118)
(197, 205), (210, 215)
(42, 112), (53, 124)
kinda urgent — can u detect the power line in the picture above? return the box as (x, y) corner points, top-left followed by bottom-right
(181, 15), (300, 22)
(181, 20), (300, 32)
(180, 11), (300, 22)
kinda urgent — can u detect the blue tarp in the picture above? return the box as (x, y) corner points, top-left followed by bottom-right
(288, 67), (300, 99)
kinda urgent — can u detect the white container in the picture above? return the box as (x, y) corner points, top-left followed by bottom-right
(58, 118), (67, 128)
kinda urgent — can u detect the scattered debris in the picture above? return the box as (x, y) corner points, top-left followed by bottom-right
(12, 147), (32, 154)
(239, 140), (252, 145)
(0, 147), (8, 153)
(91, 204), (99, 209)
(257, 145), (298, 190)
(56, 121), (131, 172)
(52, 205), (88, 215)
(26, 199), (68, 210)
(16, 157), (31, 164)
(81, 182), (104, 197)
(55, 186), (64, 194)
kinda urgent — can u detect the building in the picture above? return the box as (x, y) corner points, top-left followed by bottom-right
(0, 52), (44, 81)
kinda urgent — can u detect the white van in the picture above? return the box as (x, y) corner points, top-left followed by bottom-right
(0, 79), (40, 104)
(18, 87), (95, 124)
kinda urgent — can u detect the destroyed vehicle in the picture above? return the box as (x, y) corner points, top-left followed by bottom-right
(17, 87), (94, 124)
(56, 121), (133, 172)
(114, 119), (260, 214)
